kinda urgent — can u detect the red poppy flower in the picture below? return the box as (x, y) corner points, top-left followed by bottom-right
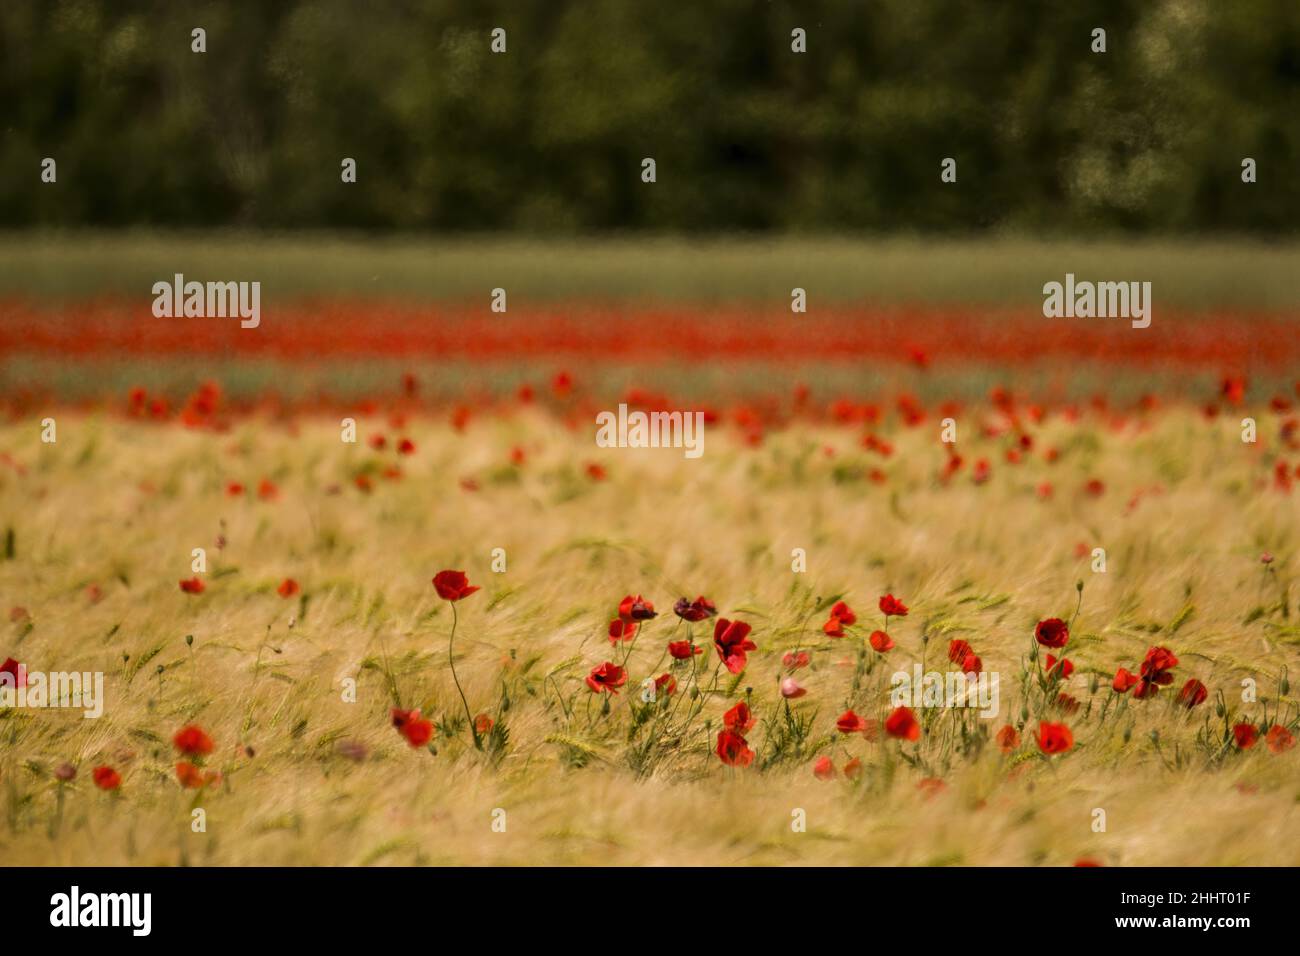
(1232, 723), (1259, 749)
(175, 761), (218, 789)
(474, 713), (494, 735)
(368, 433), (387, 450)
(996, 724), (1020, 753)
(1266, 725), (1295, 753)
(961, 653), (983, 675)
(830, 601), (857, 626)
(391, 708), (434, 747)
(176, 761), (204, 788)
(585, 661), (627, 694)
(835, 710), (867, 734)
(277, 578), (300, 599)
(585, 462), (607, 481)
(654, 673), (677, 696)
(780, 677), (806, 699)
(92, 766), (121, 791)
(1036, 721), (1074, 755)
(1056, 693), (1080, 713)
(1044, 654), (1073, 680)
(432, 570), (480, 602)
(1034, 618), (1069, 648)
(1073, 859), (1103, 867)
(843, 757), (863, 779)
(179, 577), (205, 594)
(226, 481), (245, 497)
(257, 478), (278, 501)
(127, 386), (147, 414)
(713, 618), (757, 674)
(673, 596), (717, 622)
(1141, 645), (1179, 674)
(618, 594), (657, 622)
(869, 630), (894, 652)
(173, 725), (214, 757)
(667, 640), (702, 660)
(1177, 678), (1208, 708)
(1134, 646), (1178, 697)
(782, 650), (811, 669)
(1, 657), (25, 689)
(822, 616), (847, 637)
(1221, 375), (1247, 405)
(885, 706), (921, 741)
(879, 594), (909, 617)
(947, 639), (972, 663)
(1112, 667), (1140, 693)
(715, 730), (754, 767)
(397, 437), (416, 455)
(608, 618), (637, 643)
(723, 700), (756, 734)
(813, 756), (836, 780)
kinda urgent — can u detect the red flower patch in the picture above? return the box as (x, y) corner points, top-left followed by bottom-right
(713, 618), (757, 674)
(432, 570), (480, 602)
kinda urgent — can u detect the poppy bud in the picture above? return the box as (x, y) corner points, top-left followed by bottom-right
(1088, 673), (1099, 694)
(690, 686), (700, 699)
(1076, 580), (1084, 593)
(1215, 699), (1225, 718)
(601, 696), (610, 715)
(185, 634), (193, 646)
(1123, 725), (1132, 743)
(1281, 669), (1290, 696)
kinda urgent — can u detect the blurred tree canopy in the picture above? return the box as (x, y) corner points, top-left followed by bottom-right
(1, 0), (1297, 233)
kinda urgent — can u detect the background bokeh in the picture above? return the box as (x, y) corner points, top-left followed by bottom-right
(3, 0), (1298, 234)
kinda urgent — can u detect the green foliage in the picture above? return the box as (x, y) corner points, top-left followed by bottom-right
(2, 0), (1297, 233)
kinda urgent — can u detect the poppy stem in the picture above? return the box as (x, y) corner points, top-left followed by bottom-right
(1068, 586), (1084, 631)
(447, 602), (480, 750)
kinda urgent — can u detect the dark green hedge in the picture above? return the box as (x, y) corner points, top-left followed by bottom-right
(2, 0), (1297, 233)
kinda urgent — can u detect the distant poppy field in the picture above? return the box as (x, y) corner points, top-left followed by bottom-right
(1, 239), (1297, 866)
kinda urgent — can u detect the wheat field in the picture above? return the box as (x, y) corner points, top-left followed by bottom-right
(1, 402), (1296, 866)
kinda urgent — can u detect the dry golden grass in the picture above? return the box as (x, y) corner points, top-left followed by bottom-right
(1, 407), (1297, 865)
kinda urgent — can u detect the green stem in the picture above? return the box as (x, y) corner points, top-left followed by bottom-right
(447, 602), (480, 749)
